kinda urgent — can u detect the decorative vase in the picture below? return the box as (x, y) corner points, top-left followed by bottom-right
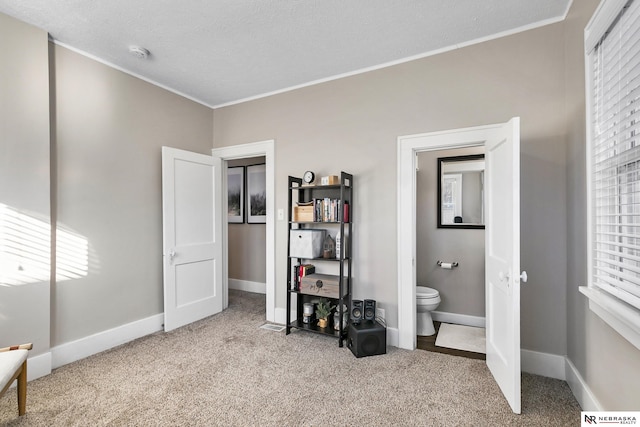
(317, 317), (328, 328)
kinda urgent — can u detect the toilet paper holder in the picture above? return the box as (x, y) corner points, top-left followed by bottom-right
(437, 260), (459, 268)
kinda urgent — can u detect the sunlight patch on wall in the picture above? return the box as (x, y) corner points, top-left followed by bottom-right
(0, 203), (89, 286)
(56, 223), (90, 283)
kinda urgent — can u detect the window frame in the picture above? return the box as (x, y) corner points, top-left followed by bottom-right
(581, 0), (640, 350)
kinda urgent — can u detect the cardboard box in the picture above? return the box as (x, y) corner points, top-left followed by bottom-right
(293, 205), (314, 222)
(321, 175), (339, 185)
(299, 273), (342, 298)
(289, 229), (325, 258)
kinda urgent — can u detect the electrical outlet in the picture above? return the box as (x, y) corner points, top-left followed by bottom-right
(376, 307), (385, 322)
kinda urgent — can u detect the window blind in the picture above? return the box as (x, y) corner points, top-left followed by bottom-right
(591, 0), (640, 310)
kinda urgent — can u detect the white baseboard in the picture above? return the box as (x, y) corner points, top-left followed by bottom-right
(3, 352), (54, 388)
(565, 357), (603, 411)
(432, 311), (485, 328)
(5, 352), (51, 389)
(51, 314), (164, 369)
(521, 349), (566, 380)
(27, 351), (52, 381)
(274, 307), (287, 325)
(387, 327), (399, 348)
(229, 279), (266, 294)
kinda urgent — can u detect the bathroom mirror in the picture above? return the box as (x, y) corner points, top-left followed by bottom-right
(437, 154), (485, 229)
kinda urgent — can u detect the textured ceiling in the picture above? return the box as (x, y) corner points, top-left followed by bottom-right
(0, 0), (572, 108)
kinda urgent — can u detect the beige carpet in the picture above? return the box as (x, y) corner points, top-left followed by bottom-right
(435, 323), (486, 354)
(1, 290), (581, 426)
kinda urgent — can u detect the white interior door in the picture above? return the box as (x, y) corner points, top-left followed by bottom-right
(162, 146), (223, 332)
(485, 117), (523, 414)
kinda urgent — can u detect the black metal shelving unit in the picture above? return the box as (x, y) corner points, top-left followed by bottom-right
(285, 171), (353, 347)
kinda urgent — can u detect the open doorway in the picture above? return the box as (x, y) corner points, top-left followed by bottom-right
(212, 140), (276, 323)
(397, 126), (488, 350)
(415, 146), (486, 359)
(226, 156), (267, 295)
(397, 119), (524, 413)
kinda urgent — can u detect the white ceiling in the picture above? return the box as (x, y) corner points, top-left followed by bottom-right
(0, 1), (572, 108)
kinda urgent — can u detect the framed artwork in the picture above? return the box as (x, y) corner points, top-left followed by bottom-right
(227, 166), (244, 223)
(246, 164), (266, 224)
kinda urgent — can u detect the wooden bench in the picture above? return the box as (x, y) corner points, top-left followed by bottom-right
(0, 343), (33, 416)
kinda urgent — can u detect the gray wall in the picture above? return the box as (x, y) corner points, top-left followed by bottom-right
(227, 157), (266, 284)
(0, 14), (50, 356)
(416, 147), (485, 317)
(564, 0), (640, 410)
(51, 45), (213, 345)
(214, 16), (569, 355)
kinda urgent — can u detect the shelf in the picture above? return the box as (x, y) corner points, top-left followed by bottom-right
(288, 288), (350, 298)
(286, 172), (353, 348)
(290, 221), (348, 224)
(289, 319), (345, 338)
(288, 256), (350, 262)
(289, 184), (351, 190)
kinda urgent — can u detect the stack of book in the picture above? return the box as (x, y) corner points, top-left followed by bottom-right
(297, 199), (349, 222)
(292, 264), (315, 291)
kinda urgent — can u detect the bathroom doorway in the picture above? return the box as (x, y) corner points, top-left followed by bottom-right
(415, 146), (486, 359)
(397, 118), (524, 414)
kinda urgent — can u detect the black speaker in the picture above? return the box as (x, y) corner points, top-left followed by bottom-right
(351, 300), (363, 325)
(364, 299), (376, 321)
(348, 320), (386, 358)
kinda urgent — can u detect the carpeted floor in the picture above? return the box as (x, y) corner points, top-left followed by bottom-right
(1, 290), (581, 426)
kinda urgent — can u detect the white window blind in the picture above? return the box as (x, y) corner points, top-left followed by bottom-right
(591, 0), (640, 310)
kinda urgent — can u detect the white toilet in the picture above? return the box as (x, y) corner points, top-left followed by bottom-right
(416, 286), (441, 336)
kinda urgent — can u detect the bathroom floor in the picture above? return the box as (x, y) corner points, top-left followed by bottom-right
(417, 321), (486, 360)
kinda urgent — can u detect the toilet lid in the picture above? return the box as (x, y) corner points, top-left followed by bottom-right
(416, 286), (439, 298)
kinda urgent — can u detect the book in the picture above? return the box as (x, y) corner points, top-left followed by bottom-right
(342, 201), (349, 222)
(316, 198), (322, 222)
(293, 263), (300, 290)
(299, 264), (315, 277)
(297, 264), (315, 290)
(323, 198), (331, 222)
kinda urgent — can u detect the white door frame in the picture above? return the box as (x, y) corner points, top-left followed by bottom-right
(212, 140), (276, 322)
(396, 123), (502, 350)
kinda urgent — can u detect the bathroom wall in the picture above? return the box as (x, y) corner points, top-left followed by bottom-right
(416, 146), (485, 317)
(227, 156), (267, 289)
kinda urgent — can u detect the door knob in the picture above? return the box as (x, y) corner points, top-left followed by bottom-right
(519, 271), (528, 283)
(498, 271), (509, 282)
(169, 250), (176, 260)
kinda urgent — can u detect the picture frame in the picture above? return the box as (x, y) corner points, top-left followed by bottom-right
(246, 164), (266, 224)
(227, 166), (244, 223)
